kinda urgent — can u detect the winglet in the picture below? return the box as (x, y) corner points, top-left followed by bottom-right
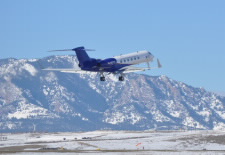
(157, 59), (162, 68)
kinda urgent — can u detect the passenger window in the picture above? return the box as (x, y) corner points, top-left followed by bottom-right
(131, 58), (133, 61)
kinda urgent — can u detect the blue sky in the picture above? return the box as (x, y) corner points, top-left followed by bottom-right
(0, 0), (224, 93)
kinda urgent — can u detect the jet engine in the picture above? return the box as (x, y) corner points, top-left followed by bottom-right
(97, 58), (117, 67)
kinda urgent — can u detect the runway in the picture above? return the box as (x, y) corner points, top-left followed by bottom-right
(1, 130), (225, 154)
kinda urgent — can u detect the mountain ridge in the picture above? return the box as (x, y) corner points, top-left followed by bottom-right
(0, 55), (225, 132)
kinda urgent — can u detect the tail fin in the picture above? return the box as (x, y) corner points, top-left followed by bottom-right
(72, 46), (90, 66)
(48, 46), (92, 67)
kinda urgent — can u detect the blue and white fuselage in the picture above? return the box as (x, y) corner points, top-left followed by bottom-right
(44, 46), (161, 81)
(81, 51), (154, 72)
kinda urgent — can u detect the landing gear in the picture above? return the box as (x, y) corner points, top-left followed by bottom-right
(99, 72), (105, 81)
(100, 76), (105, 81)
(98, 72), (125, 81)
(119, 76), (124, 81)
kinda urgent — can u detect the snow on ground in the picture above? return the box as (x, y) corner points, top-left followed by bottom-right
(1, 130), (225, 154)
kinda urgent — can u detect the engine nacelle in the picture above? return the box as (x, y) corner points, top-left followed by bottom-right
(97, 58), (117, 67)
(79, 58), (116, 69)
(79, 58), (98, 68)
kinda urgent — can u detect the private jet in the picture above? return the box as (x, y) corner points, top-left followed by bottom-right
(43, 46), (162, 81)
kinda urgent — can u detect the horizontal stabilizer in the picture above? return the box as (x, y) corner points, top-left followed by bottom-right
(48, 48), (95, 52)
(48, 49), (74, 52)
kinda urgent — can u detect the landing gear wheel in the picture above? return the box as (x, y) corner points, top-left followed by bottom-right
(100, 76), (105, 81)
(119, 76), (124, 81)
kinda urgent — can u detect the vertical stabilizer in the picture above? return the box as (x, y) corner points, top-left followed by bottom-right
(72, 46), (90, 66)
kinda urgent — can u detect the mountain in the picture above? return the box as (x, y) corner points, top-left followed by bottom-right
(0, 55), (225, 132)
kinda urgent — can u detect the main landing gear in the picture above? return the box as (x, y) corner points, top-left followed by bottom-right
(119, 76), (124, 81)
(99, 73), (125, 81)
(119, 73), (125, 81)
(100, 76), (105, 81)
(100, 72), (105, 81)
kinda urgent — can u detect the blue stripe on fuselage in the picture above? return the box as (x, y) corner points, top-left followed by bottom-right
(82, 62), (131, 73)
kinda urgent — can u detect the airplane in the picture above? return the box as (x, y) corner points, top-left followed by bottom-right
(43, 46), (162, 81)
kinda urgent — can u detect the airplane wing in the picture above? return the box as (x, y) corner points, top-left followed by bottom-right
(120, 59), (162, 73)
(119, 66), (149, 73)
(42, 59), (162, 74)
(42, 68), (91, 74)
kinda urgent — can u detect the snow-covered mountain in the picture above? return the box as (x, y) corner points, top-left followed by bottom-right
(0, 55), (225, 132)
